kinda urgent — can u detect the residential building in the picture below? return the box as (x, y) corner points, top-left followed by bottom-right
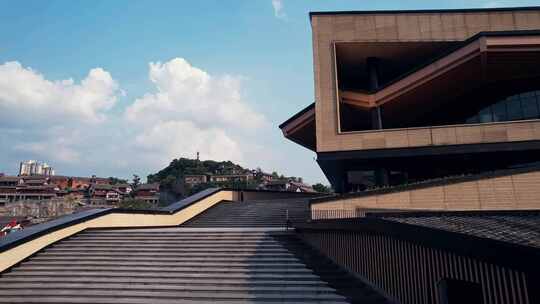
(115, 183), (132, 195)
(19, 160), (55, 176)
(264, 179), (316, 193)
(184, 174), (208, 186)
(49, 175), (109, 190)
(209, 173), (253, 183)
(133, 183), (160, 205)
(88, 184), (123, 205)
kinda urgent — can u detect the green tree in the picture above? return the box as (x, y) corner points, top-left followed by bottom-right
(161, 175), (177, 188)
(108, 177), (127, 185)
(312, 183), (332, 193)
(119, 198), (153, 210)
(130, 174), (141, 198)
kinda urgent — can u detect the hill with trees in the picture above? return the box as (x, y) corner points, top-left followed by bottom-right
(148, 157), (330, 205)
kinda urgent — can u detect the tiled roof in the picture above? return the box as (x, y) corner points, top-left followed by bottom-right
(0, 176), (21, 182)
(376, 211), (540, 249)
(136, 183), (160, 190)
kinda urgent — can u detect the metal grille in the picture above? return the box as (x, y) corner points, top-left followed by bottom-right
(299, 230), (531, 304)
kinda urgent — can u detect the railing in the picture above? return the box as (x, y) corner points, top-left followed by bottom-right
(311, 208), (417, 220)
(312, 209), (367, 220)
(295, 218), (538, 304)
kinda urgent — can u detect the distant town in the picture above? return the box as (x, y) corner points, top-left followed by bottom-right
(0, 158), (328, 226)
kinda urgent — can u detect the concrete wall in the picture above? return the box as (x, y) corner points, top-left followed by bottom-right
(6, 199), (75, 219)
(312, 170), (540, 218)
(324, 119), (540, 151)
(312, 9), (540, 152)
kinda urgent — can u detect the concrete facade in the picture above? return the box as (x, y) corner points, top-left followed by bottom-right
(311, 9), (540, 152)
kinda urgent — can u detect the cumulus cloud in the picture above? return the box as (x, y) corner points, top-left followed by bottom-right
(125, 57), (269, 166)
(271, 0), (286, 19)
(125, 58), (265, 130)
(0, 58), (269, 177)
(0, 61), (120, 124)
(134, 120), (243, 168)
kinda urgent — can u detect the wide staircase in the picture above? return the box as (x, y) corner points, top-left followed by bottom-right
(184, 198), (310, 227)
(0, 199), (388, 304)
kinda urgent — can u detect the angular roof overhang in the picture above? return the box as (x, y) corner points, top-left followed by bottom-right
(339, 31), (540, 122)
(279, 103), (316, 151)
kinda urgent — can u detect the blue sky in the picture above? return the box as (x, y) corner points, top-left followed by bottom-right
(1, 0), (539, 184)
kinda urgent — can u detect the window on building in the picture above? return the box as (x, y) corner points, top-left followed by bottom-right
(464, 90), (540, 125)
(506, 97), (523, 121)
(520, 91), (539, 119)
(491, 101), (507, 122)
(478, 107), (493, 123)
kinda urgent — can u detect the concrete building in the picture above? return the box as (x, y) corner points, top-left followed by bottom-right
(2, 6), (540, 304)
(209, 173), (253, 183)
(184, 174), (208, 186)
(280, 7), (540, 201)
(264, 179), (316, 193)
(19, 160), (55, 177)
(133, 183), (160, 205)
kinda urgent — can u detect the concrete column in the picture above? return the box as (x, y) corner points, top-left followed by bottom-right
(367, 57), (389, 186)
(367, 57), (383, 130)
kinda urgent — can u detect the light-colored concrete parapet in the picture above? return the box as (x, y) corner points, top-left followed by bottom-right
(0, 188), (233, 272)
(311, 166), (540, 219)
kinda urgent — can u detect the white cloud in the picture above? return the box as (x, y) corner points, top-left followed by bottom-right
(0, 62), (120, 124)
(134, 120), (243, 168)
(271, 0), (286, 19)
(126, 58), (265, 130)
(0, 58), (270, 178)
(125, 57), (269, 168)
(14, 141), (81, 164)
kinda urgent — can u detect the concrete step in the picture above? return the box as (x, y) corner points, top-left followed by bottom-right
(0, 297), (348, 304)
(0, 199), (360, 304)
(74, 233), (278, 237)
(51, 242), (282, 250)
(36, 252), (297, 259)
(0, 282), (338, 294)
(0, 289), (348, 302)
(0, 276), (329, 287)
(13, 265), (315, 274)
(60, 239), (281, 245)
(53, 244), (286, 249)
(44, 247), (291, 253)
(2, 271), (323, 281)
(30, 256), (301, 263)
(21, 261), (308, 269)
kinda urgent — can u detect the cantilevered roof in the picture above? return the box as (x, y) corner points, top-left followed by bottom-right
(279, 103), (316, 151)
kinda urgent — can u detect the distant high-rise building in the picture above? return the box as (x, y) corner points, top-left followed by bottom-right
(19, 160), (55, 176)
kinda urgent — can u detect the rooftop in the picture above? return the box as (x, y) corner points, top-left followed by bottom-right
(373, 210), (540, 249)
(309, 6), (540, 18)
